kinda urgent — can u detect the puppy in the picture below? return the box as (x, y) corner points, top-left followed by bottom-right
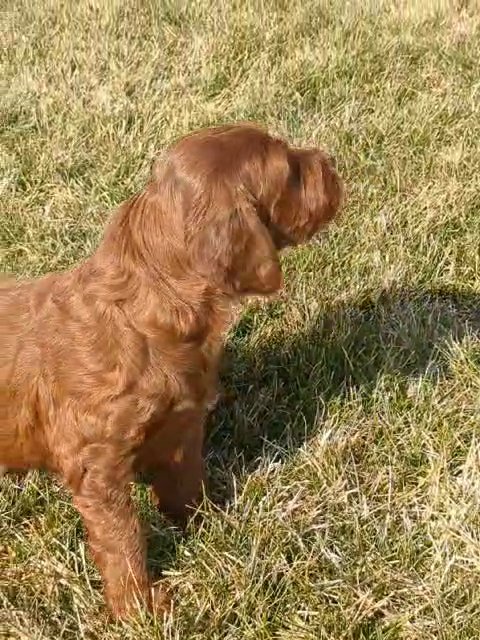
(0, 123), (343, 617)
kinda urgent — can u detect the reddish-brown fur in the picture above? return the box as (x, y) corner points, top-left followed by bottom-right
(0, 124), (343, 617)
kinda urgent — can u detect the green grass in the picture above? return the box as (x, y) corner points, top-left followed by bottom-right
(1, 1), (480, 638)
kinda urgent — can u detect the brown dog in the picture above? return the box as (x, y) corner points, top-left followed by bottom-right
(0, 124), (343, 618)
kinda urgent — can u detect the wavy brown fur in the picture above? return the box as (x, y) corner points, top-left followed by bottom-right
(0, 123), (343, 618)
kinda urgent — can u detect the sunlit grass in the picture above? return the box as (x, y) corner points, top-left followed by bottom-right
(1, 1), (479, 638)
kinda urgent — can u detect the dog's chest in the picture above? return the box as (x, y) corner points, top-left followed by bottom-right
(139, 332), (223, 421)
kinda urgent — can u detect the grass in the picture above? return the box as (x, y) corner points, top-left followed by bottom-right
(1, 0), (479, 638)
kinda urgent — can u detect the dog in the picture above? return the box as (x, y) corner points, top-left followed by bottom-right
(0, 123), (343, 618)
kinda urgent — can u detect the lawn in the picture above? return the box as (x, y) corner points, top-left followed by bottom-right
(1, 1), (479, 638)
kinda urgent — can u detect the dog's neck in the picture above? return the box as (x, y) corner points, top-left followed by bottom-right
(77, 197), (236, 346)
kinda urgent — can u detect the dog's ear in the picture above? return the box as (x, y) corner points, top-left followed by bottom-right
(189, 194), (282, 295)
(301, 150), (344, 227)
(271, 148), (344, 244)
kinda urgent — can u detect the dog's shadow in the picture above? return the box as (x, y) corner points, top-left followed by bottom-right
(207, 284), (480, 500)
(148, 285), (479, 571)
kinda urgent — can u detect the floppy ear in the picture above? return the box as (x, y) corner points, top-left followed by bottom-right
(271, 148), (344, 244)
(189, 197), (283, 295)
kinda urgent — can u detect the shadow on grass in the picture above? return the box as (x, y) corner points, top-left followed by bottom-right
(132, 285), (480, 580)
(205, 285), (480, 505)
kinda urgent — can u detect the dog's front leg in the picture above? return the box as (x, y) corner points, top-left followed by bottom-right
(140, 413), (206, 529)
(65, 443), (169, 618)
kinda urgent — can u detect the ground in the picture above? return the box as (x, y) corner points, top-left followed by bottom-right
(1, 1), (479, 639)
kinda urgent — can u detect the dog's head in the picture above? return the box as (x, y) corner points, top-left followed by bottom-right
(147, 124), (344, 296)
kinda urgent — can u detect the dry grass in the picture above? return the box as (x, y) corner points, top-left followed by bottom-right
(1, 1), (479, 638)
